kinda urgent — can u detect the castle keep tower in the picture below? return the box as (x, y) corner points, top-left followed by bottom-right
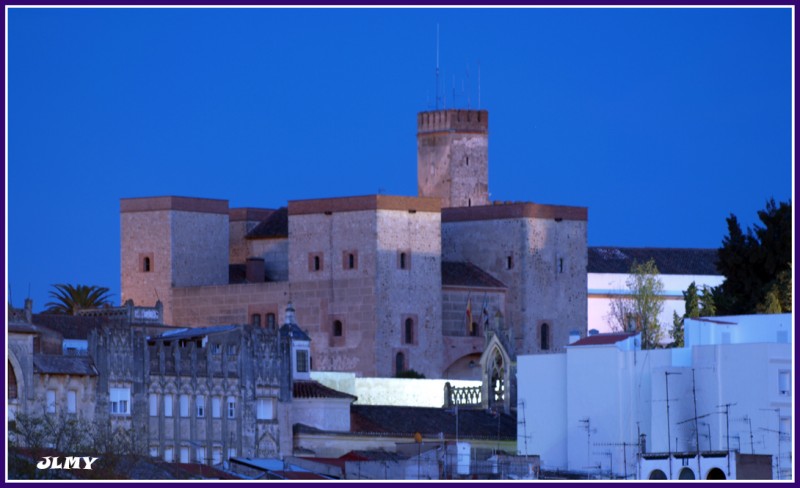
(417, 109), (489, 208)
(120, 196), (230, 324)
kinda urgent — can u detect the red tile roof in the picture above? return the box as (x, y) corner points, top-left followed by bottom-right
(293, 380), (357, 401)
(569, 332), (637, 347)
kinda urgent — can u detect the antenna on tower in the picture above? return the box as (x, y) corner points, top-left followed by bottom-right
(452, 74), (456, 108)
(435, 23), (440, 110)
(478, 61), (481, 109)
(466, 62), (470, 109)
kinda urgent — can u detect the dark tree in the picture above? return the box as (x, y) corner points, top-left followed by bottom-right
(714, 199), (791, 315)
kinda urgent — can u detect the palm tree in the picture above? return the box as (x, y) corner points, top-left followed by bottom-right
(44, 284), (113, 315)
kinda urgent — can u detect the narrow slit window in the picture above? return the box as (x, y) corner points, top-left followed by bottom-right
(348, 253), (355, 269)
(396, 352), (405, 375)
(143, 257), (151, 272)
(333, 320), (343, 337)
(541, 323), (550, 351)
(404, 318), (414, 344)
(400, 252), (407, 269)
(507, 256), (513, 269)
(314, 255), (321, 271)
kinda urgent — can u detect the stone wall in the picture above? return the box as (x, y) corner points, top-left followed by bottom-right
(121, 197), (230, 325)
(442, 206), (587, 355)
(375, 209), (443, 378)
(248, 238), (289, 282)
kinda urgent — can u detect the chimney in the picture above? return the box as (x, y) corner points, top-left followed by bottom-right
(24, 298), (33, 323)
(245, 257), (265, 283)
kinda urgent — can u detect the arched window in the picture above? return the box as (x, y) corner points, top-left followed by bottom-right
(395, 352), (405, 375)
(333, 320), (343, 337)
(679, 468), (696, 480)
(490, 349), (505, 405)
(541, 323), (550, 351)
(404, 318), (414, 344)
(8, 361), (17, 399)
(649, 470), (667, 480)
(706, 468), (726, 480)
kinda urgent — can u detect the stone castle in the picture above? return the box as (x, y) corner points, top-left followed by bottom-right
(121, 109), (588, 379)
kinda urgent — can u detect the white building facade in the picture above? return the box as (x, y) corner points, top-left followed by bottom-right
(587, 247), (723, 341)
(517, 314), (792, 480)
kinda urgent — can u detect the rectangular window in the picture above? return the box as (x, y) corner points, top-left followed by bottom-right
(110, 387), (131, 415)
(149, 393), (158, 416)
(228, 448), (237, 460)
(196, 446), (206, 464)
(211, 343), (221, 355)
(164, 447), (174, 463)
(256, 397), (275, 420)
(212, 396), (221, 418)
(227, 344), (237, 355)
(251, 314), (261, 327)
(196, 395), (205, 418)
(296, 350), (309, 373)
(164, 395), (173, 417)
(46, 389), (56, 413)
(778, 371), (791, 396)
(180, 447), (189, 464)
(67, 390), (77, 414)
(212, 447), (222, 465)
(227, 396), (236, 419)
(266, 313), (276, 329)
(149, 447), (159, 458)
(180, 394), (189, 417)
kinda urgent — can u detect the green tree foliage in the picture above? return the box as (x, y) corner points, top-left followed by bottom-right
(670, 311), (684, 348)
(670, 282), (717, 348)
(607, 259), (665, 349)
(715, 199), (791, 315)
(44, 284), (112, 315)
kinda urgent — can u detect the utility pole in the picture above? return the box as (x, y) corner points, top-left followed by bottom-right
(691, 369), (701, 478)
(579, 418), (596, 479)
(760, 408), (782, 479)
(718, 403), (736, 477)
(665, 371), (682, 479)
(595, 441), (638, 479)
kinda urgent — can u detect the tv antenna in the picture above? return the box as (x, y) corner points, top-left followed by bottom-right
(435, 24), (440, 110)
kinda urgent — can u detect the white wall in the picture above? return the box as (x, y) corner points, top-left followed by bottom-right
(588, 273), (724, 338)
(517, 315), (792, 479)
(311, 372), (480, 408)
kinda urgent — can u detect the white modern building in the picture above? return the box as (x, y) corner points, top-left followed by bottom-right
(587, 247), (723, 340)
(517, 313), (792, 480)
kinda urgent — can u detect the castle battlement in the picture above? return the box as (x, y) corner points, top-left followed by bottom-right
(417, 109), (488, 134)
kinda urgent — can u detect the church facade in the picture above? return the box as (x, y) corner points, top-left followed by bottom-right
(120, 109), (588, 379)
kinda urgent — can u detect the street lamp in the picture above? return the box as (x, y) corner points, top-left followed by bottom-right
(414, 431), (422, 480)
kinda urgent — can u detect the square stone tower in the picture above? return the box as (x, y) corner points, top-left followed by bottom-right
(417, 109), (489, 208)
(120, 196), (230, 324)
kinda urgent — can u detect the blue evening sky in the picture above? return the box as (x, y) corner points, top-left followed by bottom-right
(6, 7), (793, 312)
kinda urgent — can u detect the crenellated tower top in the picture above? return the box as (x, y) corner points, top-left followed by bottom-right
(417, 109), (490, 208)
